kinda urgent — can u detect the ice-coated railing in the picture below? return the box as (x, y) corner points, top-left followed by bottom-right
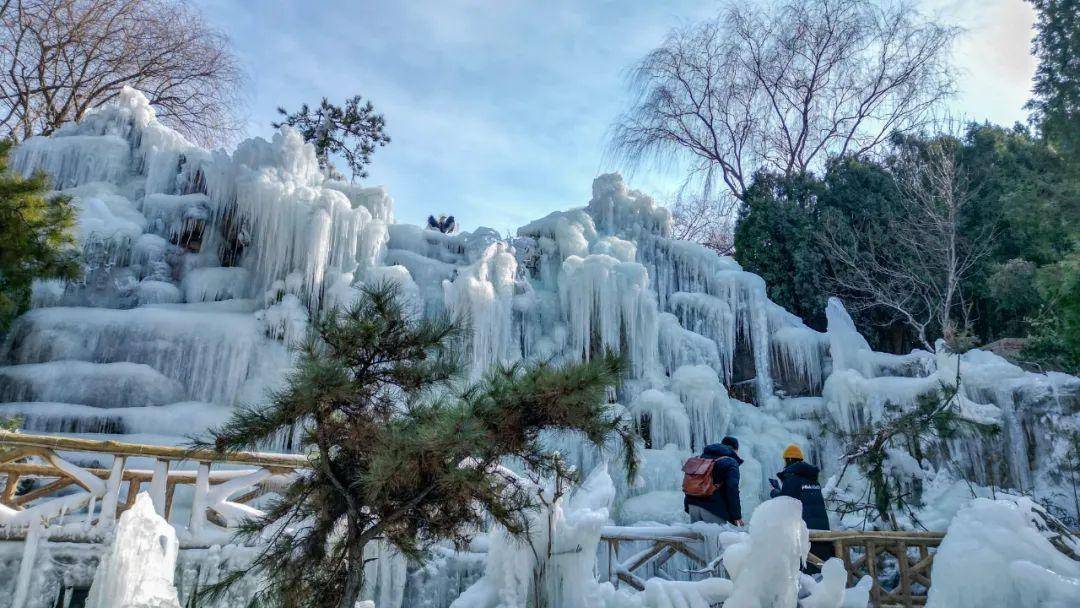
(597, 524), (950, 608)
(0, 431), (306, 547)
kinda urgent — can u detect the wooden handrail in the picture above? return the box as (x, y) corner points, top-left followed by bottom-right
(598, 524), (947, 607)
(0, 462), (286, 483)
(0, 431), (308, 469)
(809, 530), (945, 541)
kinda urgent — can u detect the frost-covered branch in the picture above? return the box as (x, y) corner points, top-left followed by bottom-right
(820, 140), (995, 352)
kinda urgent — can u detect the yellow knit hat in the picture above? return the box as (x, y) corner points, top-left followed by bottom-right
(782, 444), (804, 460)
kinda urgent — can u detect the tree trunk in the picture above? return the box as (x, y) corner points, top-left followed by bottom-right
(339, 514), (366, 608)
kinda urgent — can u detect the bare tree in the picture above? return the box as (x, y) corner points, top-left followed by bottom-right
(820, 142), (993, 352)
(669, 194), (735, 255)
(0, 0), (244, 146)
(609, 0), (957, 202)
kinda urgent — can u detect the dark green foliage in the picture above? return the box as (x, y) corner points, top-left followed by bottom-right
(733, 172), (828, 328)
(733, 123), (1080, 367)
(198, 282), (635, 608)
(1027, 0), (1080, 156)
(733, 159), (910, 346)
(0, 141), (79, 334)
(1024, 247), (1080, 374)
(274, 96), (390, 181)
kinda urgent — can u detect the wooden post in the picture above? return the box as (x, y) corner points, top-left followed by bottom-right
(120, 478), (142, 513)
(164, 481), (177, 521)
(611, 539), (619, 589)
(189, 461), (212, 537)
(2, 472), (20, 505)
(898, 540), (912, 606)
(98, 455), (126, 525)
(865, 541), (879, 605)
(834, 539), (849, 584)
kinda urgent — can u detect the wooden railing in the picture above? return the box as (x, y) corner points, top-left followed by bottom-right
(808, 530), (944, 607)
(599, 525), (946, 608)
(0, 431), (308, 547)
(600, 525), (709, 591)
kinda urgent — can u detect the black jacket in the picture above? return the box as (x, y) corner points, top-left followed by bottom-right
(683, 444), (742, 523)
(770, 460), (830, 531)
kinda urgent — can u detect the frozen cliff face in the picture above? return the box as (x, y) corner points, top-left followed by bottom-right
(86, 493), (182, 608)
(2, 88), (1080, 546)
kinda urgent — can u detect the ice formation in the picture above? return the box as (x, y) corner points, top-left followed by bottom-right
(926, 497), (1080, 607)
(86, 493), (181, 608)
(1, 88), (1079, 607)
(721, 497), (809, 607)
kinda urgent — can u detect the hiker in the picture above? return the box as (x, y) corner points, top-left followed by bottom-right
(770, 444), (833, 572)
(682, 436), (744, 526)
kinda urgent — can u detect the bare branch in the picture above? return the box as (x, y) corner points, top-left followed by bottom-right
(819, 140), (995, 351)
(0, 0), (245, 146)
(609, 0), (957, 201)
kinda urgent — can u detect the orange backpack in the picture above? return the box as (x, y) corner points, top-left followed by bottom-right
(682, 456), (720, 497)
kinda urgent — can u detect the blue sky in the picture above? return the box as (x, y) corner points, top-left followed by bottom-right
(197, 0), (1038, 233)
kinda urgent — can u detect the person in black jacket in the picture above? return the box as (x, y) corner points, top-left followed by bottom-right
(684, 436), (744, 526)
(770, 444), (832, 573)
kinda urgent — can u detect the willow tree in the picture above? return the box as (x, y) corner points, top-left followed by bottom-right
(201, 282), (636, 608)
(610, 0), (956, 202)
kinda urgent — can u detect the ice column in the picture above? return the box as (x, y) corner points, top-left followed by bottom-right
(443, 242), (519, 377)
(559, 254), (659, 379)
(86, 492), (182, 608)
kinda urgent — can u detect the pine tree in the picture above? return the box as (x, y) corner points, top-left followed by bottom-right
(273, 96), (390, 181)
(199, 282), (636, 608)
(1027, 0), (1080, 156)
(0, 141), (79, 333)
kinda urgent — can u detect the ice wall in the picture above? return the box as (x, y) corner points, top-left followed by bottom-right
(2, 88), (1080, 606)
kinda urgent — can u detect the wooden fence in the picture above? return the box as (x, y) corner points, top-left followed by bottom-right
(0, 431), (308, 546)
(808, 530), (944, 607)
(11, 432), (1075, 608)
(599, 525), (946, 608)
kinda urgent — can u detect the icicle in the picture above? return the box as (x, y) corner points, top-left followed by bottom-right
(442, 242), (519, 377)
(669, 292), (736, 385)
(558, 254), (659, 379)
(657, 312), (723, 376)
(629, 389), (692, 449)
(771, 326), (828, 393)
(11, 519), (42, 608)
(670, 365), (732, 452)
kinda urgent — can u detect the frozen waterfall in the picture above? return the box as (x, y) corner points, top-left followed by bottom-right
(2, 87), (1079, 607)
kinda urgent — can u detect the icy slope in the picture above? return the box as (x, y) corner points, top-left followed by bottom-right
(2, 87), (1079, 530)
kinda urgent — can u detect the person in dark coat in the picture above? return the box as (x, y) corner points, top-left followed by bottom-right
(770, 444), (832, 573)
(684, 436), (744, 526)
